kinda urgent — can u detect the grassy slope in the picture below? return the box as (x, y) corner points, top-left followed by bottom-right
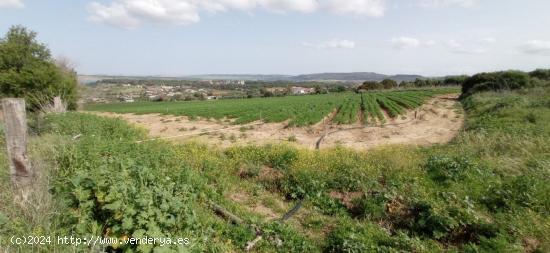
(0, 86), (548, 252)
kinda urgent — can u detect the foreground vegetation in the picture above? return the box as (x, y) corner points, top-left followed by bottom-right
(2, 81), (548, 252)
(1, 24), (548, 252)
(85, 88), (457, 126)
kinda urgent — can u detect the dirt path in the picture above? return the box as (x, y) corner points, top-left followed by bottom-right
(92, 94), (464, 151)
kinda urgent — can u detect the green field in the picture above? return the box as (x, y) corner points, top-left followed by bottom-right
(85, 88), (458, 126)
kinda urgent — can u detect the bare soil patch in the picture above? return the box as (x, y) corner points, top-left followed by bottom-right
(92, 94), (464, 151)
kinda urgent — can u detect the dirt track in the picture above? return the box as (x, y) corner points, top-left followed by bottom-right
(93, 94), (464, 151)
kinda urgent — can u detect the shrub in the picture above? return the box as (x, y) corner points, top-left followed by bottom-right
(325, 220), (411, 252)
(461, 71), (531, 98)
(424, 155), (478, 183)
(482, 175), (549, 213)
(393, 200), (498, 242)
(529, 69), (550, 80)
(266, 145), (298, 170)
(350, 191), (388, 220)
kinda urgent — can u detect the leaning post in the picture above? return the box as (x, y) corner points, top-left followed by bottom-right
(1, 98), (33, 194)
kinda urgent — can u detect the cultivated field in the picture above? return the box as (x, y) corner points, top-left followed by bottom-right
(86, 88), (458, 126)
(87, 88), (463, 149)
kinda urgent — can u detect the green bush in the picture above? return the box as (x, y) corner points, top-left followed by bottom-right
(350, 191), (388, 220)
(266, 145), (298, 170)
(461, 71), (531, 98)
(529, 69), (550, 80)
(0, 25), (78, 110)
(325, 220), (411, 252)
(424, 155), (479, 183)
(394, 200), (498, 242)
(482, 174), (549, 213)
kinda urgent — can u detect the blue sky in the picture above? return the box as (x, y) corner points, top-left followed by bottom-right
(1, 0), (549, 76)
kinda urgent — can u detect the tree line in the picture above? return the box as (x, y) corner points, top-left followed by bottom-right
(357, 76), (468, 91)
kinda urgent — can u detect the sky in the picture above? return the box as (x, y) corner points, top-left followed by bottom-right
(0, 0), (549, 76)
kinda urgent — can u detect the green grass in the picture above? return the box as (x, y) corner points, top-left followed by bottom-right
(2, 86), (547, 252)
(85, 88), (458, 126)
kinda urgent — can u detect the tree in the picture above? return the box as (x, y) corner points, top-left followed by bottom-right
(461, 71), (531, 98)
(336, 85), (346, 92)
(358, 81), (383, 91)
(329, 85), (347, 92)
(0, 25), (78, 110)
(263, 91), (274, 97)
(529, 69), (550, 80)
(414, 78), (427, 87)
(381, 79), (397, 89)
(444, 75), (469, 86)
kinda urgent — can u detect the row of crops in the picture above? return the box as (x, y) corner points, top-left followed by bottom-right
(86, 88), (457, 126)
(332, 90), (442, 125)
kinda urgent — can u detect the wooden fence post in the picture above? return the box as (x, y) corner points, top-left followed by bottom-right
(52, 96), (66, 113)
(1, 98), (33, 191)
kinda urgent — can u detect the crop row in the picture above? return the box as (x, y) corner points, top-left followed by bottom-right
(87, 89), (456, 126)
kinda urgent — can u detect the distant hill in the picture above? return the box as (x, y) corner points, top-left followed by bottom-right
(291, 72), (423, 82)
(186, 72), (423, 82)
(79, 72), (425, 84)
(185, 74), (292, 81)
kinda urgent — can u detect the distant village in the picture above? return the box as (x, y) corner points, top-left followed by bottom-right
(85, 79), (320, 103)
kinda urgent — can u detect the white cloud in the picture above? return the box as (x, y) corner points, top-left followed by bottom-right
(479, 37), (496, 44)
(302, 39), (356, 49)
(323, 0), (385, 17)
(260, 0), (318, 13)
(518, 40), (550, 55)
(446, 39), (486, 54)
(0, 0), (24, 8)
(390, 37), (421, 49)
(87, 0), (200, 29)
(419, 0), (478, 8)
(87, 0), (387, 29)
(424, 40), (437, 46)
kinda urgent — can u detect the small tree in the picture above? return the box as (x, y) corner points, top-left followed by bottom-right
(358, 81), (383, 91)
(381, 79), (397, 89)
(529, 69), (550, 80)
(414, 78), (428, 87)
(0, 25), (78, 110)
(444, 75), (469, 86)
(461, 71), (531, 98)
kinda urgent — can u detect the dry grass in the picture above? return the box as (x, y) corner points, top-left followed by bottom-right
(0, 134), (68, 252)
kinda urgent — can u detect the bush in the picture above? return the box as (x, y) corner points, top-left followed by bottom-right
(424, 155), (478, 183)
(529, 69), (550, 80)
(350, 191), (388, 220)
(461, 71), (531, 98)
(444, 75), (469, 86)
(325, 220), (411, 252)
(0, 25), (78, 110)
(482, 174), (549, 213)
(394, 200), (498, 242)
